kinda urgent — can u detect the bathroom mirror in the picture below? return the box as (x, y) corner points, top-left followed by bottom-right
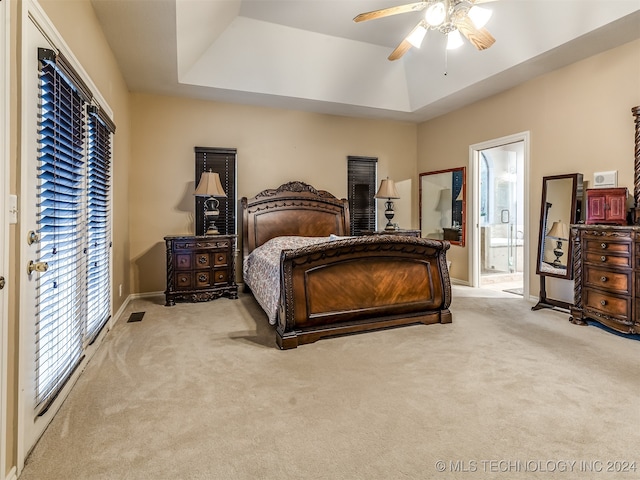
(535, 173), (583, 280)
(420, 167), (465, 246)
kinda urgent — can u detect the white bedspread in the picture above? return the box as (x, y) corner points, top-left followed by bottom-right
(243, 236), (334, 324)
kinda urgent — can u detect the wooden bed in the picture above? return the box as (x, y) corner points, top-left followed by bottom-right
(241, 181), (452, 349)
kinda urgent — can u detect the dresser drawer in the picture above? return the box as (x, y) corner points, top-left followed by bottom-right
(584, 251), (631, 268)
(584, 266), (630, 294)
(584, 238), (631, 255)
(583, 288), (631, 321)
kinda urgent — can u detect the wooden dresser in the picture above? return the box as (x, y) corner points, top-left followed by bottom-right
(164, 234), (238, 306)
(570, 225), (640, 334)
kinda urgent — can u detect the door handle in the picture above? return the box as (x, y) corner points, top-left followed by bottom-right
(0, 276), (5, 290)
(27, 261), (48, 275)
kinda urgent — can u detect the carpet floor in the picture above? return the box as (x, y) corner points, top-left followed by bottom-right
(18, 286), (640, 479)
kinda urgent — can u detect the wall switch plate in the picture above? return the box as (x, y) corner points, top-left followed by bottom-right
(8, 194), (17, 224)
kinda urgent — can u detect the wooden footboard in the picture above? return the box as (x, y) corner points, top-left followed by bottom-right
(276, 235), (451, 349)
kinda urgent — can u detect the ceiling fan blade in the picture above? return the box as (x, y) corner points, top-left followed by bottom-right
(353, 2), (426, 23)
(388, 39), (412, 61)
(456, 16), (495, 50)
(387, 21), (426, 61)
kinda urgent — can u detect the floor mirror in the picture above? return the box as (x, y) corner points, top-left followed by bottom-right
(532, 173), (583, 311)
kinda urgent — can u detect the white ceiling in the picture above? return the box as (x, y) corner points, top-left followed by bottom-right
(90, 0), (640, 123)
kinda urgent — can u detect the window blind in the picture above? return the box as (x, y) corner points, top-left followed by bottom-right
(195, 147), (237, 236)
(36, 59), (86, 407)
(86, 107), (113, 343)
(347, 156), (377, 235)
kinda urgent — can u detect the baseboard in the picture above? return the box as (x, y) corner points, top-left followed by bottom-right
(450, 278), (469, 286)
(5, 466), (17, 480)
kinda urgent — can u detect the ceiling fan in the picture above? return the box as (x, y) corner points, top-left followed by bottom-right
(354, 0), (497, 61)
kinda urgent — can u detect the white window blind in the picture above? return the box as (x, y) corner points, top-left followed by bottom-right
(36, 57), (86, 408)
(36, 49), (115, 411)
(86, 107), (112, 343)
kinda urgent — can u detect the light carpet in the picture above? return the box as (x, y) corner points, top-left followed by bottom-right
(18, 286), (640, 479)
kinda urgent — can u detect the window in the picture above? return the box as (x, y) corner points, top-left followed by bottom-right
(36, 48), (115, 411)
(347, 156), (377, 235)
(195, 147), (237, 236)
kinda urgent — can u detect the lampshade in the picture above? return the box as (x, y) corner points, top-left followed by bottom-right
(446, 30), (464, 50)
(455, 188), (463, 202)
(468, 5), (492, 29)
(194, 171), (227, 197)
(436, 188), (452, 211)
(407, 23), (428, 48)
(547, 221), (569, 241)
(424, 1), (445, 27)
(375, 178), (400, 199)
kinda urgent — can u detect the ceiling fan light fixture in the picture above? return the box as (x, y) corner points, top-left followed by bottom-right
(407, 23), (428, 48)
(425, 2), (446, 27)
(446, 29), (464, 50)
(467, 5), (492, 29)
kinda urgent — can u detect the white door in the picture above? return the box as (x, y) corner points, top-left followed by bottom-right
(18, 11), (65, 468)
(479, 144), (524, 290)
(469, 132), (530, 298)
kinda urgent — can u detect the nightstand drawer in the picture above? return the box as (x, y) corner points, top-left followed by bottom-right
(212, 268), (228, 284)
(213, 252), (228, 266)
(176, 272), (192, 289)
(195, 271), (211, 287)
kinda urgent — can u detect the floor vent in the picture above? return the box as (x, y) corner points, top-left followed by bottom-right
(127, 312), (145, 323)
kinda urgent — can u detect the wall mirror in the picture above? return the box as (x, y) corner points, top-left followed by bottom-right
(420, 167), (465, 246)
(533, 173), (583, 311)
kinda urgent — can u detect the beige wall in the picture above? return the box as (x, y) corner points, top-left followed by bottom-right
(129, 94), (418, 293)
(417, 38), (640, 290)
(6, 0), (131, 476)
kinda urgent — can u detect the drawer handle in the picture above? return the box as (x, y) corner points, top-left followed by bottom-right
(198, 256), (207, 264)
(217, 255), (224, 261)
(600, 276), (608, 282)
(198, 274), (207, 282)
(601, 256), (607, 262)
(601, 243), (607, 249)
(600, 300), (607, 306)
(217, 274), (224, 280)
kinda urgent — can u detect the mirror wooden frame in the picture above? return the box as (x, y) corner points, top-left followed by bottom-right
(419, 167), (466, 246)
(533, 173), (583, 311)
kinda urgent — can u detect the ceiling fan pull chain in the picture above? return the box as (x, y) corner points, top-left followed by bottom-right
(444, 48), (448, 76)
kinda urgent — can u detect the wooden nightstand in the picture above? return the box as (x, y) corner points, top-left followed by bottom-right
(361, 229), (422, 237)
(164, 235), (238, 306)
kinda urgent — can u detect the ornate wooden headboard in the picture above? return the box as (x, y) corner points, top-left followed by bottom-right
(241, 181), (350, 258)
